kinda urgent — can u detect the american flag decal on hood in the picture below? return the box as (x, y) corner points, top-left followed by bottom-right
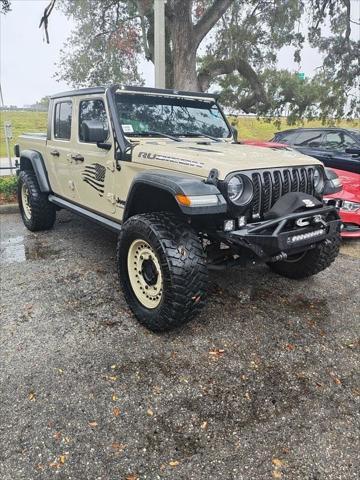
(82, 163), (106, 196)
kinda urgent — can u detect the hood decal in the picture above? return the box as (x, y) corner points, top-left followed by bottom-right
(138, 151), (204, 168)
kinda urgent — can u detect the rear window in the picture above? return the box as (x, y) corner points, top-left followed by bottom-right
(54, 101), (72, 140)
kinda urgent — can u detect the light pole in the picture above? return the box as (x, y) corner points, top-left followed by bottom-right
(154, 0), (166, 88)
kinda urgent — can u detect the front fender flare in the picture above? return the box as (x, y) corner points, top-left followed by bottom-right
(124, 170), (227, 220)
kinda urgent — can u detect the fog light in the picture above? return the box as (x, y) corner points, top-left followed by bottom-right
(238, 216), (247, 227)
(224, 219), (235, 232)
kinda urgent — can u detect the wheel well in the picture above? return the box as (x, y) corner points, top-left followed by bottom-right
(125, 183), (182, 219)
(20, 156), (34, 172)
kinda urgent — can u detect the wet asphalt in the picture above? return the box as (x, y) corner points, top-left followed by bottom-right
(0, 210), (359, 480)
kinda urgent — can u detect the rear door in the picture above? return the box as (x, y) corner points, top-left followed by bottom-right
(47, 99), (78, 199)
(70, 96), (117, 215)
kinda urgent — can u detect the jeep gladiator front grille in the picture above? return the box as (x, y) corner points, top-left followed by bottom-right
(251, 167), (315, 218)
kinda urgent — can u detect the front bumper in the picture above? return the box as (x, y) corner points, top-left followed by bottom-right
(220, 205), (341, 260)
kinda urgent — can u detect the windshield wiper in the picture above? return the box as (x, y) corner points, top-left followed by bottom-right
(138, 131), (183, 142)
(181, 131), (223, 143)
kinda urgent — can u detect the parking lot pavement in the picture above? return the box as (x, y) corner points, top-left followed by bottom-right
(0, 211), (359, 480)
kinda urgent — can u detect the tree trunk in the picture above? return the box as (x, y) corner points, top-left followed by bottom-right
(169, 0), (200, 91)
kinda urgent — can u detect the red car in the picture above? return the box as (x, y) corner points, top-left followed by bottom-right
(324, 168), (360, 238)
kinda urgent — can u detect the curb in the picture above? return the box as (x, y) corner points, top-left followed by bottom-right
(0, 203), (19, 214)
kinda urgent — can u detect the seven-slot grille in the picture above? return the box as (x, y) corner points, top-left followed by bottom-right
(250, 166), (315, 218)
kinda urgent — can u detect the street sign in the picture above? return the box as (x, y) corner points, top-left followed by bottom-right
(296, 72), (305, 81)
(4, 121), (12, 139)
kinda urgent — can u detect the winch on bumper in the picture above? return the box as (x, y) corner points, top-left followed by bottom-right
(220, 204), (341, 261)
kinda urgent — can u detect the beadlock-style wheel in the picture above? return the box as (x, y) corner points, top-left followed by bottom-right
(117, 213), (208, 331)
(127, 239), (163, 309)
(21, 183), (32, 220)
(17, 170), (56, 231)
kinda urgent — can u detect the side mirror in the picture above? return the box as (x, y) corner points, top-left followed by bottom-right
(231, 126), (238, 143)
(345, 147), (360, 156)
(81, 120), (108, 143)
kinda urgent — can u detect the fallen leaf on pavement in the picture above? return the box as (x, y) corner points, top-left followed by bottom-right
(28, 391), (36, 401)
(209, 348), (224, 357)
(125, 475), (138, 480)
(169, 460), (180, 467)
(147, 408), (154, 417)
(200, 421), (208, 430)
(112, 442), (126, 452)
(330, 371), (342, 385)
(88, 421), (98, 428)
(272, 458), (284, 467)
(113, 407), (121, 417)
(112, 394), (119, 401)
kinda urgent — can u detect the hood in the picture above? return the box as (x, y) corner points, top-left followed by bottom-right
(131, 140), (322, 180)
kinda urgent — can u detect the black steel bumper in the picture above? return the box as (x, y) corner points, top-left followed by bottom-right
(220, 206), (341, 260)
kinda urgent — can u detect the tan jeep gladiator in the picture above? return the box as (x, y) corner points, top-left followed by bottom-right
(15, 85), (342, 331)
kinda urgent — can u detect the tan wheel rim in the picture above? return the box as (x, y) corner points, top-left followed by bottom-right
(127, 239), (163, 309)
(21, 183), (32, 220)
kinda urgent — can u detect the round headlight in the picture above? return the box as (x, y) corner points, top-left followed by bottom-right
(228, 176), (244, 202)
(227, 174), (253, 206)
(314, 167), (324, 194)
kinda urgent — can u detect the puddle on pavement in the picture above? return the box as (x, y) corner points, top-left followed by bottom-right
(0, 235), (61, 264)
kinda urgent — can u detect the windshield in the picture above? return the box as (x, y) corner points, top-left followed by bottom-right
(115, 93), (231, 139)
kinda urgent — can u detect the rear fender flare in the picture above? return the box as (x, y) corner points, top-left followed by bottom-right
(19, 150), (51, 193)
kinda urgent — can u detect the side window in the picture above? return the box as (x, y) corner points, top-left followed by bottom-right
(79, 99), (109, 142)
(322, 132), (357, 151)
(54, 101), (72, 140)
(293, 130), (323, 148)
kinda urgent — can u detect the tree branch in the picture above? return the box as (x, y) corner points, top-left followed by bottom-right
(194, 0), (233, 46)
(198, 57), (268, 111)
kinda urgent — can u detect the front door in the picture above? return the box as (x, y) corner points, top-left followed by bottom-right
(70, 97), (117, 216)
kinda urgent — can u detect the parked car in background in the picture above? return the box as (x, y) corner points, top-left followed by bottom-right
(271, 127), (360, 174)
(324, 168), (360, 238)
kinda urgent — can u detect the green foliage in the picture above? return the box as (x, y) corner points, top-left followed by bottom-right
(53, 0), (359, 122)
(0, 176), (17, 200)
(55, 0), (143, 87)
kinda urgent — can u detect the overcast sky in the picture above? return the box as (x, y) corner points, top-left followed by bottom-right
(1, 0), (358, 107)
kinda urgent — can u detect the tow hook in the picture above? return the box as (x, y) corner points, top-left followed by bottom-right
(312, 215), (327, 227)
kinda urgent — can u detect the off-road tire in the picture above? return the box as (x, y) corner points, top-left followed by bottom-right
(18, 170), (56, 231)
(268, 233), (341, 279)
(117, 212), (208, 332)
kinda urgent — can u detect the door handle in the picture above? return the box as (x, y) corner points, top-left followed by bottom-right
(50, 150), (60, 157)
(71, 154), (84, 162)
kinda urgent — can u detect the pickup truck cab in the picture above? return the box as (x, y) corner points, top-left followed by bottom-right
(15, 85), (342, 331)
